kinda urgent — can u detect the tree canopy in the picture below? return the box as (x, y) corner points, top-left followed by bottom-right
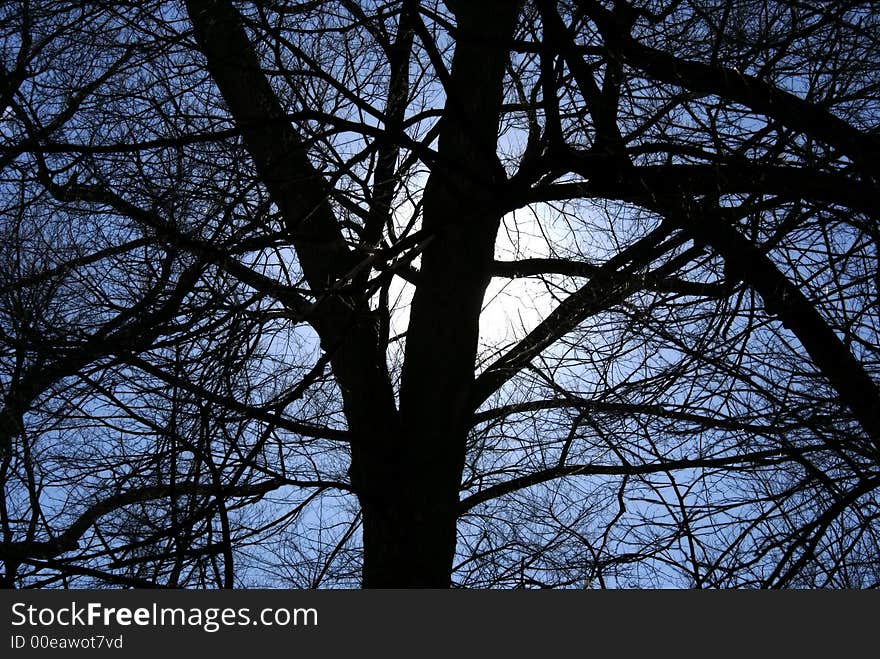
(1, 0), (879, 588)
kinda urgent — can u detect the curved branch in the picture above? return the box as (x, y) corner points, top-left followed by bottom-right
(579, 0), (880, 180)
(492, 257), (732, 297)
(471, 227), (683, 409)
(0, 477), (347, 563)
(459, 445), (831, 513)
(459, 445), (844, 515)
(517, 163), (879, 217)
(681, 204), (880, 444)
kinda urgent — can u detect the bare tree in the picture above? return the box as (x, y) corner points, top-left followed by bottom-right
(1, 0), (878, 588)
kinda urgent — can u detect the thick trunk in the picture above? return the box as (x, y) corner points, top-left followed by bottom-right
(360, 463), (461, 588)
(187, 0), (522, 588)
(361, 509), (458, 588)
(357, 0), (522, 588)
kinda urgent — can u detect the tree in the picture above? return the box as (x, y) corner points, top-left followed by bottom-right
(1, 0), (878, 588)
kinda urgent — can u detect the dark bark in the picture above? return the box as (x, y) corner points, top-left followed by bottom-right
(186, 0), (522, 587)
(370, 0), (522, 588)
(185, 0), (399, 585)
(577, 0), (880, 181)
(681, 207), (880, 446)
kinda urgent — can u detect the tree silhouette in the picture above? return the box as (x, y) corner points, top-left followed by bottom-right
(1, 0), (878, 588)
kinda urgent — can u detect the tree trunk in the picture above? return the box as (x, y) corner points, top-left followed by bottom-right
(355, 0), (522, 588)
(359, 460), (461, 588)
(187, 0), (522, 587)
